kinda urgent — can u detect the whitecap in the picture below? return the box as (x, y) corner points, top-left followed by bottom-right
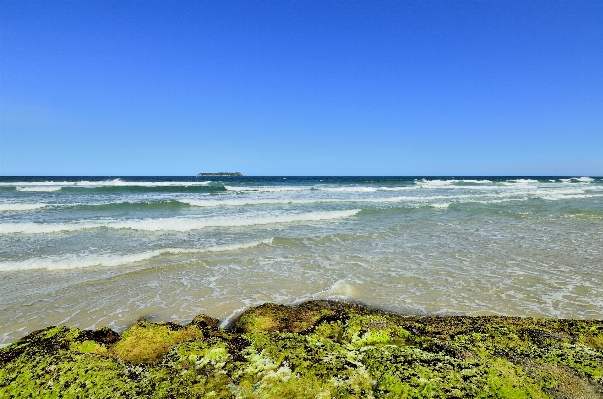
(504, 179), (539, 186)
(181, 194), (476, 208)
(319, 186), (378, 192)
(3, 179), (214, 190)
(0, 204), (48, 211)
(416, 179), (457, 188)
(0, 238), (273, 271)
(181, 198), (316, 207)
(225, 186), (310, 192)
(377, 186), (417, 191)
(538, 193), (603, 201)
(458, 180), (492, 184)
(73, 178), (213, 187)
(16, 186), (63, 192)
(576, 177), (594, 182)
(0, 210), (361, 234)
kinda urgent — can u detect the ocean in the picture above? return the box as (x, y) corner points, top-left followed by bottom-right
(1, 176), (602, 346)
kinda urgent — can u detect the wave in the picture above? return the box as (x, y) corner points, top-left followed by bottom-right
(458, 180), (492, 184)
(225, 185), (383, 193)
(576, 177), (594, 182)
(180, 194), (477, 208)
(502, 179), (540, 186)
(415, 179), (457, 188)
(0, 204), (48, 212)
(2, 200), (191, 213)
(559, 177), (595, 184)
(66, 200), (189, 212)
(181, 198), (318, 207)
(16, 186), (63, 192)
(292, 279), (359, 304)
(0, 210), (361, 234)
(377, 186), (417, 191)
(225, 186), (311, 192)
(76, 179), (213, 187)
(221, 180), (599, 194)
(319, 186), (378, 192)
(2, 179), (219, 193)
(67, 187), (600, 211)
(1, 178), (214, 188)
(0, 239), (273, 271)
(62, 185), (226, 194)
(538, 193), (603, 201)
(226, 185), (410, 193)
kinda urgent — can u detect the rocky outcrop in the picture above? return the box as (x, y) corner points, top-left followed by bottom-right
(1, 300), (602, 398)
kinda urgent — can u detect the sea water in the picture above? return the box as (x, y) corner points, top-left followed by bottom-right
(1, 176), (602, 345)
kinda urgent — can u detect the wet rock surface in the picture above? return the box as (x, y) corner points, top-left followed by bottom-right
(1, 300), (603, 398)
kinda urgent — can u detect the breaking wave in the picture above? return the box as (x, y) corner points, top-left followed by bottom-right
(0, 239), (273, 271)
(0, 210), (361, 234)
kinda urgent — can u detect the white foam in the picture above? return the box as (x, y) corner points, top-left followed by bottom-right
(504, 179), (539, 186)
(576, 177), (594, 182)
(459, 180), (492, 184)
(430, 203), (450, 208)
(377, 186), (417, 191)
(0, 222), (87, 234)
(0, 239), (273, 271)
(181, 194), (476, 208)
(181, 198), (317, 207)
(0, 210), (361, 234)
(2, 179), (213, 189)
(16, 186), (63, 192)
(219, 306), (252, 329)
(225, 186), (310, 192)
(416, 179), (457, 188)
(319, 186), (378, 192)
(371, 194), (473, 203)
(314, 280), (357, 299)
(0, 204), (48, 211)
(538, 193), (603, 201)
(291, 279), (359, 304)
(225, 185), (408, 193)
(74, 178), (213, 187)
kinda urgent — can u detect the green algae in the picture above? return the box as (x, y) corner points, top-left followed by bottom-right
(2, 300), (603, 398)
(110, 320), (203, 364)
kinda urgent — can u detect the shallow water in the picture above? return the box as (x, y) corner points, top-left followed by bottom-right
(1, 176), (602, 345)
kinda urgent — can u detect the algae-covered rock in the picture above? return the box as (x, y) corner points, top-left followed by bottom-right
(110, 320), (204, 364)
(2, 300), (603, 398)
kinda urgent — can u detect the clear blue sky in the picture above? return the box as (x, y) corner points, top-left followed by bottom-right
(1, 0), (602, 176)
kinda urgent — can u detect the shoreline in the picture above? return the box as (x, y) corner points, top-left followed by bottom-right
(2, 300), (602, 398)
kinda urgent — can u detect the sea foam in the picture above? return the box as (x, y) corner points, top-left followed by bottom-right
(16, 186), (63, 192)
(3, 179), (214, 190)
(0, 204), (48, 211)
(0, 210), (361, 234)
(0, 239), (273, 271)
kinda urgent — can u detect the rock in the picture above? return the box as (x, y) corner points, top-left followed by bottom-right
(1, 301), (602, 398)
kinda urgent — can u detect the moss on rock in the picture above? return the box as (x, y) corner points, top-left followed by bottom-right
(2, 300), (603, 398)
(110, 320), (203, 364)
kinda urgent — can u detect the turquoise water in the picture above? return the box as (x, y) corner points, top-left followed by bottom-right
(1, 176), (602, 345)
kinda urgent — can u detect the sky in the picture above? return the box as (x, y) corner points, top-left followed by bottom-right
(1, 0), (602, 176)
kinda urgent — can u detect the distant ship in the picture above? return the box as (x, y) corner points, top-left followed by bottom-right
(197, 172), (244, 177)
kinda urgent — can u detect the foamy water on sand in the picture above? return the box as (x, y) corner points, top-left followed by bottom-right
(1, 176), (602, 345)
